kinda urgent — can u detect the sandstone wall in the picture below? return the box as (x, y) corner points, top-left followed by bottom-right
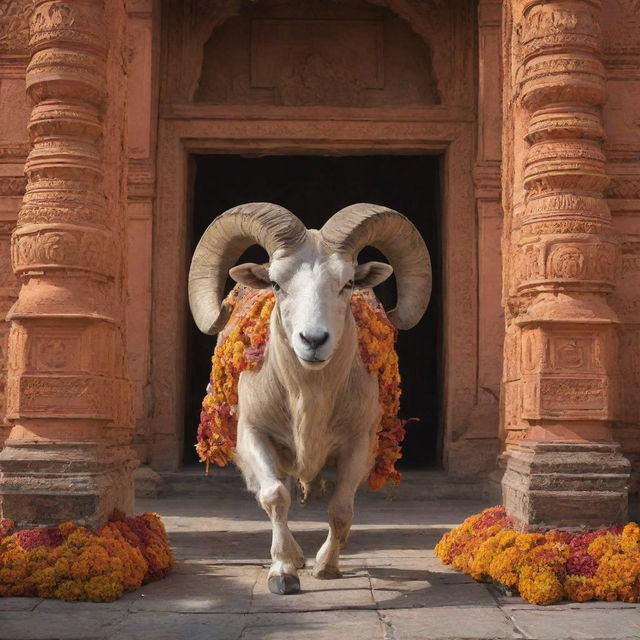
(601, 1), (640, 498)
(0, 2), (30, 450)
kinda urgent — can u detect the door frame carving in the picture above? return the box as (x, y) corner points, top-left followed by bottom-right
(151, 104), (476, 470)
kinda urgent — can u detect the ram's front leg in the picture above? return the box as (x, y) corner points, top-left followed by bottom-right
(236, 424), (304, 595)
(313, 431), (374, 579)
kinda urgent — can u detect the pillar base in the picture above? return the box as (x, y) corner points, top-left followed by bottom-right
(502, 440), (630, 529)
(0, 441), (136, 529)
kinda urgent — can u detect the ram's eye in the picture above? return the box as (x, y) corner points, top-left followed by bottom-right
(270, 281), (281, 292)
(342, 280), (354, 292)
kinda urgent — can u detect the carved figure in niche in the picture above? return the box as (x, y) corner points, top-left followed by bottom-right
(189, 203), (431, 594)
(593, 245), (615, 280)
(555, 338), (585, 369)
(39, 339), (67, 369)
(31, 2), (76, 31)
(518, 5), (595, 45)
(548, 246), (585, 279)
(81, 237), (102, 269)
(521, 244), (542, 281)
(522, 331), (537, 372)
(42, 232), (75, 264)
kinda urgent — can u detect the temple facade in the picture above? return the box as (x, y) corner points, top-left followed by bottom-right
(0, 0), (638, 529)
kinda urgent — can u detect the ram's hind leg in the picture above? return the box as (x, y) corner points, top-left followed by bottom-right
(313, 432), (373, 579)
(237, 426), (304, 595)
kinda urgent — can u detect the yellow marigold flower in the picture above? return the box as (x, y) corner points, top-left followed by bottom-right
(518, 565), (563, 606)
(588, 534), (619, 559)
(620, 523), (640, 553)
(593, 550), (640, 603)
(0, 511), (172, 602)
(489, 546), (523, 588)
(515, 533), (546, 552)
(496, 530), (518, 549)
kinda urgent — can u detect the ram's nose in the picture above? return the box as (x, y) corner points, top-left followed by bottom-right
(299, 330), (329, 350)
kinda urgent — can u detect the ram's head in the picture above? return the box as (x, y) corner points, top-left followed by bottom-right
(189, 203), (431, 368)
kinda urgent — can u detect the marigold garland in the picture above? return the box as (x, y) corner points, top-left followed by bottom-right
(435, 506), (640, 606)
(0, 511), (173, 602)
(196, 286), (407, 490)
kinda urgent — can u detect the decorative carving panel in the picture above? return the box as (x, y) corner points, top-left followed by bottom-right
(161, 0), (478, 107)
(514, 238), (616, 292)
(0, 1), (30, 55)
(250, 19), (384, 106)
(193, 2), (440, 107)
(12, 225), (117, 277)
(7, 375), (114, 420)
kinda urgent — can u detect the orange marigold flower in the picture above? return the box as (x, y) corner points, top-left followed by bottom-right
(489, 546), (524, 588)
(518, 565), (564, 606)
(436, 505), (640, 606)
(587, 533), (620, 559)
(0, 510), (172, 602)
(564, 575), (595, 602)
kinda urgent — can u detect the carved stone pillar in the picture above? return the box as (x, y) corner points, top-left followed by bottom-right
(501, 0), (630, 527)
(0, 0), (135, 528)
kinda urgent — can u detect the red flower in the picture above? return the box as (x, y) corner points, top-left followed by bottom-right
(15, 526), (64, 550)
(567, 551), (598, 578)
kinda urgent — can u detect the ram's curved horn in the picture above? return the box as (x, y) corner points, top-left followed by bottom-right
(320, 203), (431, 330)
(189, 202), (307, 334)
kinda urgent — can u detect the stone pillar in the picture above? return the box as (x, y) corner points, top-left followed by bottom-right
(501, 0), (630, 528)
(0, 0), (135, 528)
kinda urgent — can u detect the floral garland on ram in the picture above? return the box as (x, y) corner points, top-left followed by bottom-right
(196, 286), (407, 490)
(0, 512), (173, 602)
(436, 506), (640, 605)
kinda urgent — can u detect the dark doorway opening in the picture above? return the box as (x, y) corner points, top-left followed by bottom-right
(186, 154), (442, 468)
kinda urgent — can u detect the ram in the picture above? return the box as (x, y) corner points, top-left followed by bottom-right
(189, 202), (431, 594)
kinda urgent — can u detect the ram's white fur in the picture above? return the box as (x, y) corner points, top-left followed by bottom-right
(226, 231), (392, 591)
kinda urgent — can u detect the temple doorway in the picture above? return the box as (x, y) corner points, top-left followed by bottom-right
(185, 154), (442, 468)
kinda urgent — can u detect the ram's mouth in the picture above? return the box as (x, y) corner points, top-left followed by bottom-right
(298, 354), (329, 369)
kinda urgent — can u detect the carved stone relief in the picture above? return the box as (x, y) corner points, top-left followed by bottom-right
(160, 0), (476, 107)
(0, 1), (30, 54)
(193, 1), (440, 107)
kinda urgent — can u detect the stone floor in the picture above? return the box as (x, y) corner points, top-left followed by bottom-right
(1, 471), (640, 640)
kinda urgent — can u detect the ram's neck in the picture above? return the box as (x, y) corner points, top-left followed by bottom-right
(266, 305), (361, 482)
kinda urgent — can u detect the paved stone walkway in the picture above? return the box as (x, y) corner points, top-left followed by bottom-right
(1, 471), (640, 640)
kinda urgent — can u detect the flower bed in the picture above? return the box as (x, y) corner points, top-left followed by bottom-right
(0, 511), (173, 602)
(435, 506), (640, 605)
(196, 286), (407, 490)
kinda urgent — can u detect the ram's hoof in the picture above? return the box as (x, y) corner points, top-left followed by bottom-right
(313, 567), (341, 580)
(268, 574), (300, 595)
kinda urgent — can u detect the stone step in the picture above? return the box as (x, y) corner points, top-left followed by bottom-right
(155, 466), (493, 501)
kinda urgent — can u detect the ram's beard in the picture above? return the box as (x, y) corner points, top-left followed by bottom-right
(296, 353), (330, 369)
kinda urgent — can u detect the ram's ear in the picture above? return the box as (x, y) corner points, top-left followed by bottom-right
(229, 263), (271, 289)
(354, 261), (394, 289)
